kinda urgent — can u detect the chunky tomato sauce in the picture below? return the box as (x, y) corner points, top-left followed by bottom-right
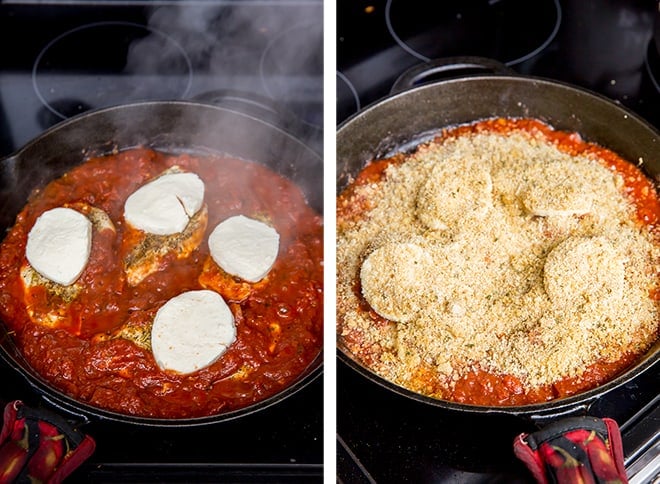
(338, 117), (659, 406)
(0, 148), (323, 418)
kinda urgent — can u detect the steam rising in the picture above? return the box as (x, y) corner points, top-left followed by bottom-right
(119, 3), (324, 211)
(131, 3), (324, 114)
(10, 3), (324, 232)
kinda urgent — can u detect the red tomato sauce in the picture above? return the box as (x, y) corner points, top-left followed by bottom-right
(0, 148), (323, 419)
(338, 117), (659, 406)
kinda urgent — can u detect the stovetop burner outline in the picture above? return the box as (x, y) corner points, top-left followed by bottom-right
(336, 71), (360, 120)
(258, 18), (323, 127)
(645, 41), (660, 94)
(31, 20), (194, 120)
(384, 0), (562, 67)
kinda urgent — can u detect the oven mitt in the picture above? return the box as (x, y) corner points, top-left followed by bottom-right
(513, 416), (627, 484)
(0, 400), (95, 483)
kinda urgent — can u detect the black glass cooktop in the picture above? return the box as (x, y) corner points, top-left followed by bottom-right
(2, 365), (323, 483)
(0, 0), (323, 158)
(337, 0), (659, 482)
(337, 0), (659, 127)
(0, 1), (323, 482)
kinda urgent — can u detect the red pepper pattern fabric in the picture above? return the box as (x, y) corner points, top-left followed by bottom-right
(513, 416), (628, 484)
(0, 400), (95, 483)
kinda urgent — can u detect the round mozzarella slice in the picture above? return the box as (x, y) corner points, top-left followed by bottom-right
(360, 242), (433, 322)
(416, 159), (493, 231)
(544, 236), (625, 310)
(151, 290), (236, 374)
(26, 207), (92, 286)
(124, 172), (205, 235)
(520, 160), (600, 217)
(208, 215), (280, 283)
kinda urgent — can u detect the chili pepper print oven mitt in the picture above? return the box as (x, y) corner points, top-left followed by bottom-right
(0, 400), (95, 483)
(514, 416), (628, 484)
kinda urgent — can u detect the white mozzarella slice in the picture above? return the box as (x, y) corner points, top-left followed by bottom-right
(208, 215), (280, 283)
(360, 242), (433, 322)
(520, 160), (599, 217)
(151, 290), (236, 374)
(544, 236), (625, 310)
(25, 207), (92, 286)
(124, 172), (205, 235)
(416, 159), (493, 231)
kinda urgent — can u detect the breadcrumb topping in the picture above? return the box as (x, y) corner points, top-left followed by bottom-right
(337, 122), (660, 401)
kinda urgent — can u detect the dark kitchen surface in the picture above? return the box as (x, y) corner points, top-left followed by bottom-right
(337, 0), (659, 127)
(0, 0), (323, 158)
(2, 368), (323, 483)
(337, 0), (660, 482)
(0, 1), (323, 482)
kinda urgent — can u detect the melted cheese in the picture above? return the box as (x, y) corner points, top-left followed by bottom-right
(208, 215), (280, 283)
(25, 207), (92, 286)
(124, 171), (205, 235)
(151, 290), (236, 374)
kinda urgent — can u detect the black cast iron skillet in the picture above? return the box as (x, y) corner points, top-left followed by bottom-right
(0, 99), (323, 427)
(337, 58), (660, 425)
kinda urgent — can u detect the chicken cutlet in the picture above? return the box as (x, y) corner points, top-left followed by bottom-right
(21, 202), (120, 336)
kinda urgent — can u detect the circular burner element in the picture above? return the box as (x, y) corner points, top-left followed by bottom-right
(386, 0), (561, 66)
(33, 21), (193, 121)
(337, 72), (360, 124)
(260, 20), (323, 127)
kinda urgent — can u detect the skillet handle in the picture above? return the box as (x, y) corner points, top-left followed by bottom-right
(524, 401), (594, 429)
(391, 56), (516, 94)
(38, 394), (92, 427)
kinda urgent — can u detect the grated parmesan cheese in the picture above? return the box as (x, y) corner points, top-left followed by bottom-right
(337, 122), (660, 401)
